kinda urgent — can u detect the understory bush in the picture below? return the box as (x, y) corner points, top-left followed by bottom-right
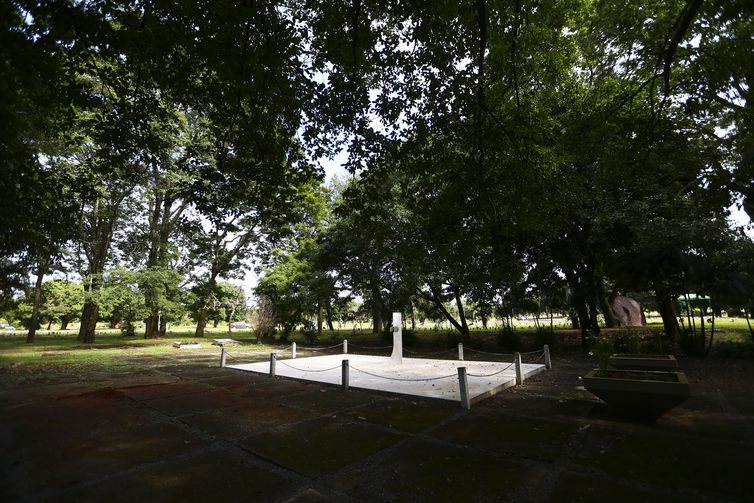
(613, 328), (642, 354)
(533, 326), (556, 349)
(496, 326), (521, 350)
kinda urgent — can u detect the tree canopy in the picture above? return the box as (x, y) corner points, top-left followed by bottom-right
(1, 0), (752, 345)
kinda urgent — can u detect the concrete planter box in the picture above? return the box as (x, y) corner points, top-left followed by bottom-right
(609, 354), (678, 371)
(583, 369), (690, 420)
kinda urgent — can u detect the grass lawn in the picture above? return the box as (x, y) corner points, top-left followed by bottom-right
(1, 317), (751, 388)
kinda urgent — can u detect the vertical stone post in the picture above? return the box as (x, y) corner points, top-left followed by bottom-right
(292, 342), (297, 359)
(458, 367), (470, 410)
(220, 347), (227, 368)
(389, 312), (403, 365)
(515, 352), (523, 385)
(270, 353), (277, 377)
(544, 345), (552, 369)
(458, 342), (464, 361)
(342, 359), (350, 391)
(343, 339), (348, 354)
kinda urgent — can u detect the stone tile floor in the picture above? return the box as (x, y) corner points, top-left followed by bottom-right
(1, 349), (753, 502)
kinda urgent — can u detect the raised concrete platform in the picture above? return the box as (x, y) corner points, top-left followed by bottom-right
(227, 354), (546, 405)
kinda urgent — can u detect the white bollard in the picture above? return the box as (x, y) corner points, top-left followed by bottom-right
(270, 353), (276, 377)
(458, 367), (470, 410)
(343, 339), (348, 354)
(458, 342), (464, 361)
(515, 352), (523, 385)
(389, 313), (403, 364)
(342, 359), (349, 391)
(220, 347), (227, 368)
(292, 342), (297, 359)
(544, 344), (552, 369)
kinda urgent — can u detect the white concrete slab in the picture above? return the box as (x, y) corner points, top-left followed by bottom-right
(227, 354), (545, 405)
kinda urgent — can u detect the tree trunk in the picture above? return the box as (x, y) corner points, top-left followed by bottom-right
(417, 289), (470, 341)
(144, 314), (160, 339)
(47, 319), (53, 331)
(26, 263), (46, 344)
(656, 292), (680, 340)
(598, 291), (618, 328)
(371, 283), (383, 334)
(159, 317), (167, 337)
(61, 316), (70, 330)
(78, 300), (99, 344)
(317, 304), (323, 339)
(454, 293), (471, 342)
(195, 310), (208, 338)
(325, 302), (335, 331)
(194, 275), (218, 338)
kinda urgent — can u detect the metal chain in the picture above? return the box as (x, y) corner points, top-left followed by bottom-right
(467, 362), (515, 378)
(346, 343), (393, 350)
(403, 348), (456, 356)
(520, 348), (546, 355)
(297, 343), (344, 352)
(462, 347), (515, 358)
(225, 351), (268, 360)
(276, 360), (342, 373)
(349, 365), (457, 382)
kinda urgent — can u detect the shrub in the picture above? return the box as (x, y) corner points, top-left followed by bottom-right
(381, 327), (416, 347)
(613, 328), (641, 354)
(533, 326), (556, 349)
(303, 328), (317, 345)
(588, 333), (614, 370)
(496, 326), (521, 350)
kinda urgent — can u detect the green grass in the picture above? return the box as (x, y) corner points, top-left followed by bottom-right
(0, 330), (279, 387)
(2, 317), (751, 387)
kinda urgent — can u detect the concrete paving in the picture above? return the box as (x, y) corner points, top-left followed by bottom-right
(227, 353), (546, 405)
(2, 347), (753, 502)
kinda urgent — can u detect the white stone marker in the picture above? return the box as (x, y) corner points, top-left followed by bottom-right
(220, 347), (227, 368)
(343, 339), (348, 354)
(458, 342), (464, 361)
(515, 352), (522, 385)
(544, 344), (552, 369)
(292, 342), (297, 359)
(389, 312), (403, 365)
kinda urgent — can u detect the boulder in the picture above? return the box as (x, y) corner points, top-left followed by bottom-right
(612, 296), (646, 327)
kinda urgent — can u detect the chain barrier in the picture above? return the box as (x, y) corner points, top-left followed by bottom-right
(346, 343), (393, 350)
(403, 347), (457, 356)
(224, 351), (269, 360)
(297, 342), (344, 352)
(462, 347), (515, 358)
(349, 365), (457, 382)
(528, 351), (546, 363)
(277, 360), (342, 373)
(467, 362), (516, 378)
(520, 348), (546, 355)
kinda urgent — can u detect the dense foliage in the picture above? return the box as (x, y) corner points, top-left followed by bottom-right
(1, 1), (752, 348)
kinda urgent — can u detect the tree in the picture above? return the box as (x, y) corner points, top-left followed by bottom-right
(98, 269), (147, 337)
(40, 280), (84, 330)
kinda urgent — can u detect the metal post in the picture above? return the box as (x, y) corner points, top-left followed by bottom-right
(220, 347), (227, 368)
(343, 339), (348, 354)
(270, 353), (276, 377)
(544, 344), (552, 370)
(515, 352), (523, 385)
(458, 367), (470, 410)
(342, 359), (350, 391)
(458, 342), (464, 361)
(292, 342), (297, 359)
